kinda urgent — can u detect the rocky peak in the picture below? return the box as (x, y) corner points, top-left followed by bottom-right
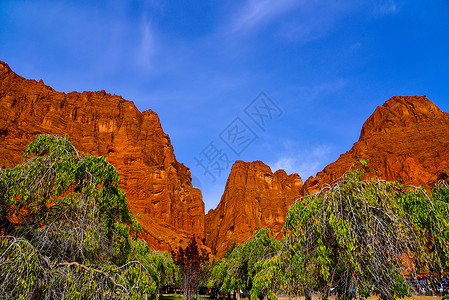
(0, 62), (206, 251)
(360, 96), (443, 140)
(305, 96), (449, 192)
(0, 61), (13, 76)
(205, 160), (303, 257)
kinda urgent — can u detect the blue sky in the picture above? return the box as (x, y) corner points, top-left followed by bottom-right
(1, 0), (449, 211)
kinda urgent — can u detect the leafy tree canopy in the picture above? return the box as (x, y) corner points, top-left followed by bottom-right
(209, 228), (282, 299)
(0, 134), (177, 299)
(172, 236), (209, 300)
(280, 161), (449, 300)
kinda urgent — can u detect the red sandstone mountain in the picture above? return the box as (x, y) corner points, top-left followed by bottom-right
(304, 96), (449, 191)
(0, 61), (204, 251)
(206, 96), (449, 257)
(2, 61), (449, 256)
(205, 160), (303, 257)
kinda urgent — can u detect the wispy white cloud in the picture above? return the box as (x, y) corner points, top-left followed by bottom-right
(268, 140), (333, 180)
(285, 78), (347, 105)
(310, 79), (347, 100)
(272, 157), (298, 174)
(227, 0), (299, 34)
(349, 42), (362, 52)
(139, 16), (155, 69)
(274, 1), (400, 43)
(374, 0), (398, 16)
(276, 1), (359, 42)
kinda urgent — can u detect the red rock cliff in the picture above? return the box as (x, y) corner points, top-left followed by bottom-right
(205, 160), (303, 257)
(305, 96), (449, 191)
(0, 61), (205, 250)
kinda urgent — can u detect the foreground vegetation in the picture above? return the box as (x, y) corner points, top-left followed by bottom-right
(1, 135), (449, 299)
(208, 161), (449, 300)
(0, 135), (177, 299)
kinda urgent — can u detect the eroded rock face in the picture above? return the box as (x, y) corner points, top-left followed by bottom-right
(205, 160), (303, 257)
(305, 96), (449, 192)
(0, 61), (205, 251)
(4, 62), (448, 256)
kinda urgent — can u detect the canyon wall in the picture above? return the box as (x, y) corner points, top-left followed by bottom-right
(3, 61), (449, 256)
(205, 160), (303, 257)
(0, 61), (205, 251)
(304, 96), (449, 191)
(206, 96), (449, 257)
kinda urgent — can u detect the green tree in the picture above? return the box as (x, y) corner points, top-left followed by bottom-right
(210, 228), (282, 300)
(172, 236), (209, 300)
(397, 180), (449, 288)
(0, 134), (175, 299)
(282, 161), (449, 300)
(131, 239), (179, 294)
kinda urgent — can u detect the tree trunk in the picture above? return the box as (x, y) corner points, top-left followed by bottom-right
(0, 217), (18, 236)
(321, 286), (330, 300)
(379, 292), (395, 300)
(305, 289), (312, 300)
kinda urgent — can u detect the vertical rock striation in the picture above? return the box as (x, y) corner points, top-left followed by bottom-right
(3, 61), (449, 256)
(304, 96), (449, 191)
(0, 60), (205, 251)
(205, 160), (303, 257)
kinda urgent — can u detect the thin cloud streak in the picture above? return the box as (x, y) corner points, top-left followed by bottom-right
(374, 0), (399, 16)
(269, 142), (333, 180)
(139, 16), (154, 69)
(2, 0), (445, 212)
(227, 0), (299, 34)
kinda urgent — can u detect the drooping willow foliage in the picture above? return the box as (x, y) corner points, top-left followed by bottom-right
(281, 161), (449, 300)
(217, 161), (449, 300)
(0, 236), (164, 299)
(0, 134), (177, 299)
(208, 228), (282, 300)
